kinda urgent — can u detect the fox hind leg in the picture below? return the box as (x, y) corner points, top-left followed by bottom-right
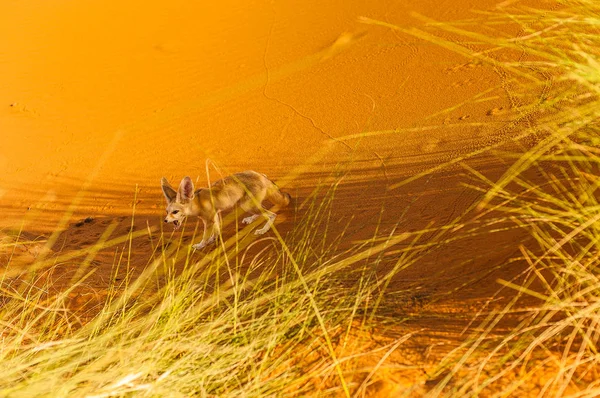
(242, 214), (260, 224)
(240, 197), (276, 235)
(254, 209), (276, 235)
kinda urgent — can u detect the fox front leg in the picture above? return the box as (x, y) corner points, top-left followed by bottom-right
(192, 219), (211, 250)
(192, 214), (220, 250)
(192, 238), (214, 250)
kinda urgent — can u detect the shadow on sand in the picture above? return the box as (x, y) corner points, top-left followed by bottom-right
(0, 158), (533, 330)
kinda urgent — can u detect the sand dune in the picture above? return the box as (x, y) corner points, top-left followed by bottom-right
(0, 0), (515, 222)
(0, 0), (548, 393)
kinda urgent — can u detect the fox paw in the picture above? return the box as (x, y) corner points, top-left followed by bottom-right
(242, 215), (259, 225)
(192, 236), (216, 250)
(192, 242), (206, 250)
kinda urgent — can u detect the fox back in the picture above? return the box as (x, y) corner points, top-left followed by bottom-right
(161, 171), (290, 231)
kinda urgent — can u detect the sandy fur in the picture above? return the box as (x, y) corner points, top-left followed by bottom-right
(162, 171), (291, 249)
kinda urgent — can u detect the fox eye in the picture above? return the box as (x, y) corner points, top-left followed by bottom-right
(172, 210), (179, 215)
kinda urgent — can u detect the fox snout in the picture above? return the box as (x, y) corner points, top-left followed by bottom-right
(164, 217), (182, 230)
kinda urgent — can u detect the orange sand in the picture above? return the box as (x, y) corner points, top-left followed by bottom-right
(0, 0), (517, 223)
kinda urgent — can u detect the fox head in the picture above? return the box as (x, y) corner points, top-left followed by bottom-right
(161, 176), (195, 230)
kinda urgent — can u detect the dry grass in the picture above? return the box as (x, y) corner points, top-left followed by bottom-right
(0, 181), (418, 397)
(363, 0), (600, 395)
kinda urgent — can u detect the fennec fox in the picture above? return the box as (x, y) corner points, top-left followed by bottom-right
(161, 171), (291, 250)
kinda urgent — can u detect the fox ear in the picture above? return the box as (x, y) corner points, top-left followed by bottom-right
(161, 177), (177, 204)
(177, 176), (195, 203)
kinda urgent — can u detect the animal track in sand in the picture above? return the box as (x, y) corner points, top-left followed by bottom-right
(445, 61), (483, 74)
(421, 137), (442, 152)
(8, 102), (39, 117)
(450, 77), (493, 89)
(486, 107), (505, 116)
(75, 217), (95, 227)
(451, 78), (477, 88)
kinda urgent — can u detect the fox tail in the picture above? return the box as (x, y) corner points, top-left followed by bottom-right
(268, 181), (291, 207)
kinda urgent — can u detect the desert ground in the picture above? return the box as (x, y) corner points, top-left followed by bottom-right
(1, 0), (598, 396)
